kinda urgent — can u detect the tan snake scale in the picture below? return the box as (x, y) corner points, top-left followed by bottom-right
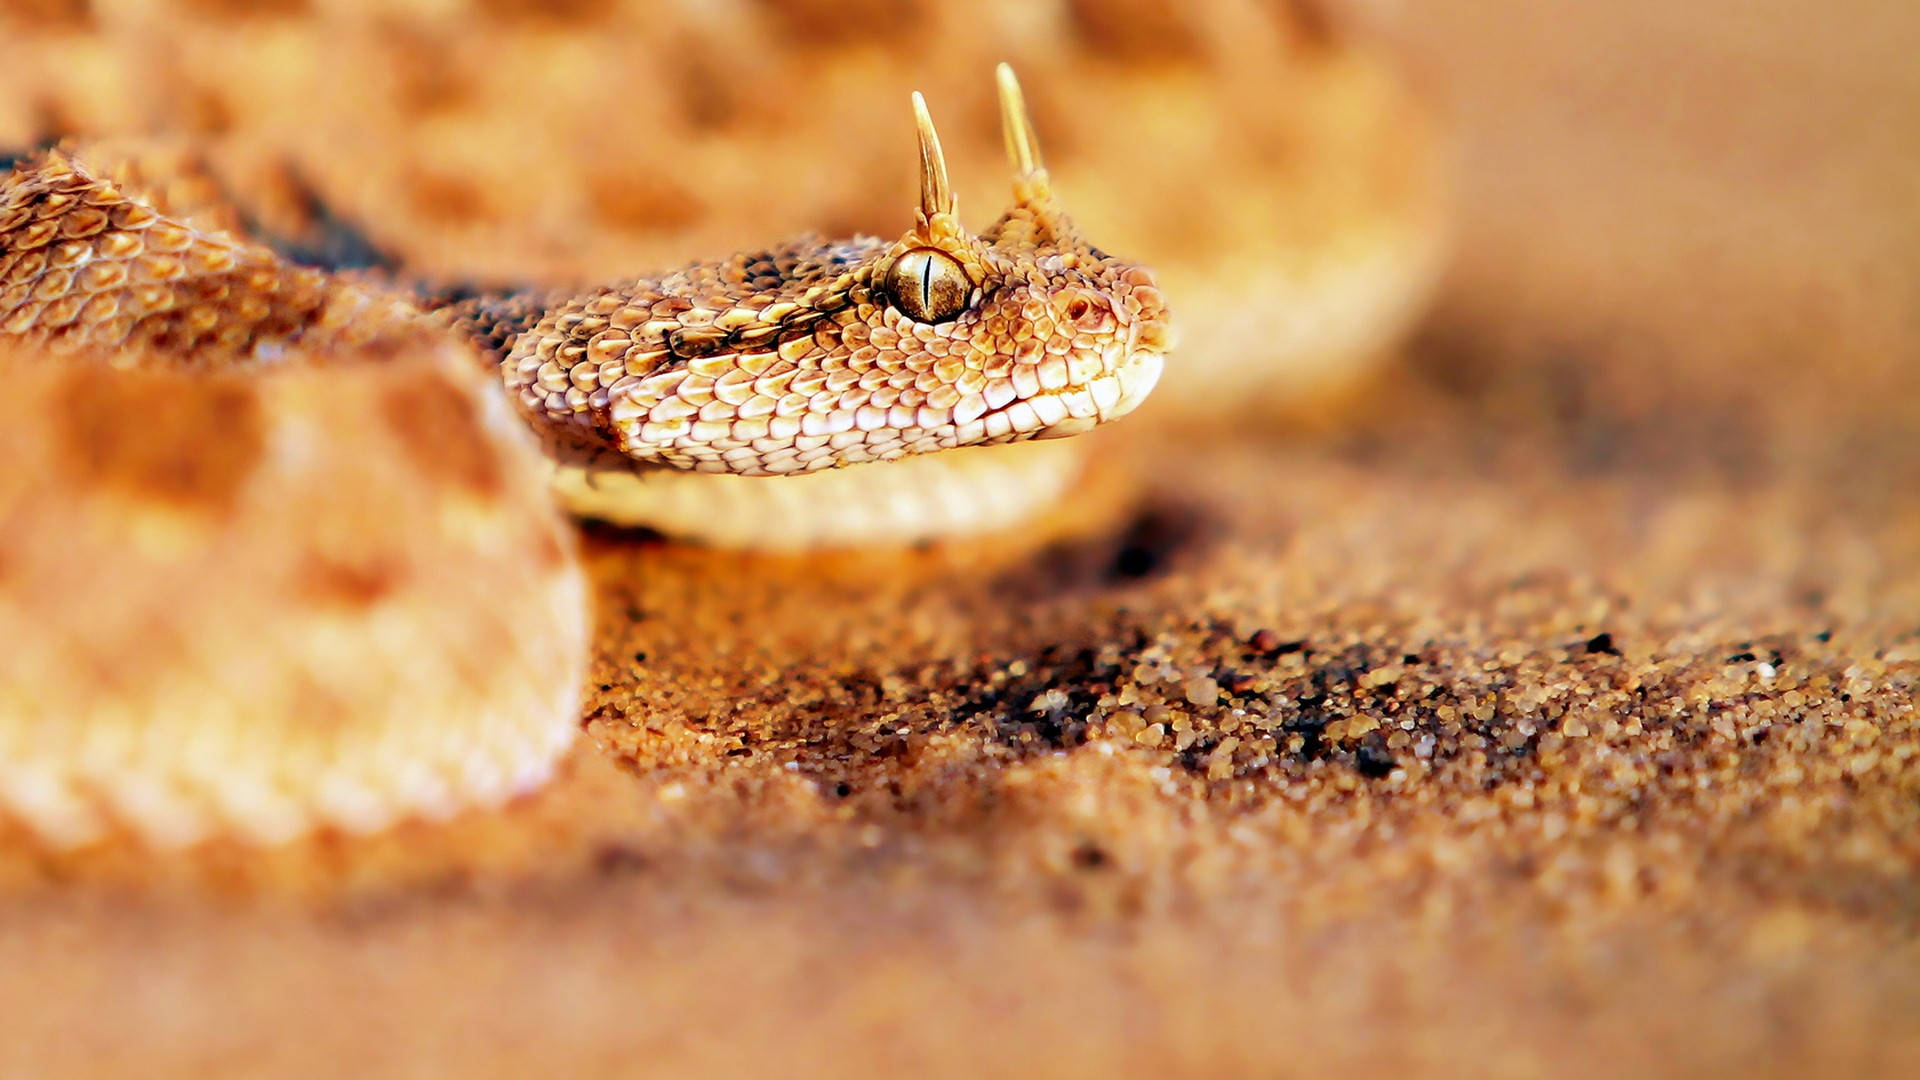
(0, 1), (1446, 850)
(0, 68), (1180, 847)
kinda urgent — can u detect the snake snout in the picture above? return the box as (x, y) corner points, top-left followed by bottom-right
(1132, 318), (1176, 356)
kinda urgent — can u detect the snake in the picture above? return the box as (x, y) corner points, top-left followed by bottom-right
(0, 67), (1175, 848)
(0, 0), (1450, 851)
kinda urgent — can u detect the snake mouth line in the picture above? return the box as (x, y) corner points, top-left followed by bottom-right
(982, 348), (1167, 442)
(1033, 313), (1170, 438)
(972, 313), (1170, 440)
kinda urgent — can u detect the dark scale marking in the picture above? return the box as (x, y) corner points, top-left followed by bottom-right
(1066, 0), (1203, 64)
(243, 167), (402, 275)
(298, 553), (402, 610)
(473, 0), (617, 24)
(1275, 0), (1337, 50)
(179, 0), (310, 17)
(754, 0), (925, 46)
(584, 169), (704, 232)
(530, 524), (571, 573)
(5, 0), (92, 28)
(0, 138), (63, 178)
(379, 371), (506, 498)
(425, 284), (564, 363)
(57, 365), (264, 514)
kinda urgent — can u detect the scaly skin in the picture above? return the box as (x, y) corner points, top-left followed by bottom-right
(1, 67), (1173, 484)
(450, 71), (1170, 490)
(0, 68), (1173, 848)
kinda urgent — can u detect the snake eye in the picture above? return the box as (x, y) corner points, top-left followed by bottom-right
(885, 247), (971, 323)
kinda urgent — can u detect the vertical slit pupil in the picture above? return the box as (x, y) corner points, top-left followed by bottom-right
(888, 247), (966, 322)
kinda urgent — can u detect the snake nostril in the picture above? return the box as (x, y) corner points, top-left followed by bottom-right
(1057, 290), (1113, 333)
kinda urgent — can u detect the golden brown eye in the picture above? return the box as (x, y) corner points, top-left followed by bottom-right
(885, 247), (970, 323)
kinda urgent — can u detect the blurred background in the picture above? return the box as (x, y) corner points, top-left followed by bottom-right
(1355, 0), (1919, 438)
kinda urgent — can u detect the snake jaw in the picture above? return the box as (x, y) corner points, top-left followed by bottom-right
(1011, 306), (1172, 441)
(1114, 342), (1167, 417)
(994, 350), (1166, 444)
(978, 265), (1175, 444)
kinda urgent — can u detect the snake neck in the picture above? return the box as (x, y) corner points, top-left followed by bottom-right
(421, 284), (565, 365)
(414, 283), (630, 469)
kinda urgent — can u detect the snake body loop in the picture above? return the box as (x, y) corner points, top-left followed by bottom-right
(0, 68), (1173, 848)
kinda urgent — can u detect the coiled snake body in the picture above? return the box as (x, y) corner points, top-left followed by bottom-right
(0, 68), (1173, 848)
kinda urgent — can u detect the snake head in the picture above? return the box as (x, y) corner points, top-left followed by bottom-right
(864, 65), (1174, 447)
(544, 68), (1175, 476)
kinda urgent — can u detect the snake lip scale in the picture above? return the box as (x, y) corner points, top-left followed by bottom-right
(0, 66), (1176, 848)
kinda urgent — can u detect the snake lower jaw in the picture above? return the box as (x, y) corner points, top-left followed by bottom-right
(1112, 348), (1167, 419)
(1015, 347), (1167, 443)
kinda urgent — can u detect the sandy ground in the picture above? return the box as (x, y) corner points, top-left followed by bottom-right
(3, 1), (1919, 1076)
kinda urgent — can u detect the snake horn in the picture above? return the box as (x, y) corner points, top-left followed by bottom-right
(996, 64), (1047, 180)
(911, 91), (956, 220)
